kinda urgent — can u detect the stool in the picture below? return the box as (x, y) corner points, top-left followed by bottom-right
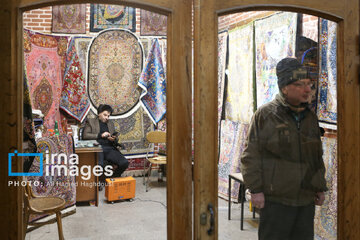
(228, 173), (256, 230)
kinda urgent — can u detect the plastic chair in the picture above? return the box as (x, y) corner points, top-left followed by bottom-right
(24, 182), (66, 239)
(143, 131), (166, 192)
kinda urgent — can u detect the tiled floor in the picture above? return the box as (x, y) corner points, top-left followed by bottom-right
(25, 176), (258, 240)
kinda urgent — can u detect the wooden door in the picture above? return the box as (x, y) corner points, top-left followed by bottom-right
(1, 0), (192, 239)
(193, 0), (359, 239)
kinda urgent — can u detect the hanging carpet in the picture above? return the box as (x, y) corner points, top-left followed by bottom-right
(317, 19), (337, 126)
(314, 137), (337, 240)
(225, 23), (254, 123)
(74, 36), (92, 75)
(218, 120), (249, 201)
(138, 39), (166, 124)
(52, 4), (86, 34)
(140, 9), (167, 36)
(255, 12), (297, 108)
(27, 134), (76, 222)
(88, 29), (143, 116)
(23, 67), (37, 173)
(60, 38), (90, 122)
(90, 4), (136, 32)
(24, 29), (68, 137)
(217, 31), (228, 129)
(112, 107), (155, 158)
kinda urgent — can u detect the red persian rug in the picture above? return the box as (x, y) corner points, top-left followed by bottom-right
(24, 29), (68, 137)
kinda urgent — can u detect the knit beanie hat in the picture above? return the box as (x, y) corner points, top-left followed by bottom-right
(97, 104), (113, 114)
(276, 58), (308, 89)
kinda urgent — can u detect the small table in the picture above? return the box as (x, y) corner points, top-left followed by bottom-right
(75, 146), (102, 206)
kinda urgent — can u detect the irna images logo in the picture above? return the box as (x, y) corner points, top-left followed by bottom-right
(8, 150), (113, 180)
(8, 150), (43, 176)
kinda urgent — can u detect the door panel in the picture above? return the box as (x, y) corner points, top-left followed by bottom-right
(193, 0), (359, 239)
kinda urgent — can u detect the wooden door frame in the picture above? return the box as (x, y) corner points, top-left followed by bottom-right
(194, 0), (359, 239)
(2, 0), (192, 239)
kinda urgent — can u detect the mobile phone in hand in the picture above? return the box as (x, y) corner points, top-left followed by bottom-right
(112, 132), (120, 137)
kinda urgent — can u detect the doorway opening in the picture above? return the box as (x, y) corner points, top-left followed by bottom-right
(22, 3), (168, 239)
(217, 10), (338, 240)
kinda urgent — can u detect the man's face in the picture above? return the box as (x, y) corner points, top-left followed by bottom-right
(98, 110), (111, 123)
(282, 79), (313, 106)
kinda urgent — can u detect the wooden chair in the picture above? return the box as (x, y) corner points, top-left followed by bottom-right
(24, 182), (66, 239)
(228, 173), (256, 230)
(143, 131), (166, 192)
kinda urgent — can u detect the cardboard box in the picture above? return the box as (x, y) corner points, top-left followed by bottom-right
(105, 177), (136, 202)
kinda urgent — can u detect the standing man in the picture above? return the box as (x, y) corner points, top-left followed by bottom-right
(83, 104), (129, 178)
(241, 58), (327, 240)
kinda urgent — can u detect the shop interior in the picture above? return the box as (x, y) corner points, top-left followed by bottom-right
(22, 3), (337, 240)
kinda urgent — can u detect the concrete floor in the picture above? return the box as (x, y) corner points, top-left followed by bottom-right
(25, 176), (258, 240)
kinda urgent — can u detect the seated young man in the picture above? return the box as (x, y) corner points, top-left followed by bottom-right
(83, 104), (129, 179)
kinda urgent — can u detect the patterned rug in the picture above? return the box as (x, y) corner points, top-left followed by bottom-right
(123, 157), (150, 177)
(140, 9), (167, 36)
(24, 29), (68, 137)
(52, 4), (86, 34)
(88, 29), (143, 116)
(74, 36), (92, 75)
(314, 137), (337, 240)
(23, 67), (37, 173)
(218, 120), (249, 201)
(255, 12), (297, 108)
(112, 107), (155, 157)
(317, 19), (337, 125)
(90, 4), (136, 32)
(218, 31), (228, 130)
(140, 38), (152, 59)
(27, 134), (75, 222)
(60, 38), (90, 122)
(138, 39), (166, 124)
(225, 23), (254, 123)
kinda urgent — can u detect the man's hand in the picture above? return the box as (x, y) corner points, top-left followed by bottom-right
(251, 192), (265, 209)
(107, 136), (116, 142)
(315, 192), (325, 206)
(101, 132), (111, 138)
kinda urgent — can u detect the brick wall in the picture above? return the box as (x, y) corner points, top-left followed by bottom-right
(23, 4), (142, 36)
(218, 11), (278, 32)
(302, 14), (318, 42)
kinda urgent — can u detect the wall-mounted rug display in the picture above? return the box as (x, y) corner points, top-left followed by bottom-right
(140, 38), (151, 59)
(52, 4), (86, 34)
(255, 12), (297, 108)
(156, 118), (167, 132)
(301, 46), (319, 113)
(225, 23), (254, 123)
(138, 39), (166, 124)
(27, 134), (75, 222)
(88, 29), (143, 116)
(74, 36), (92, 75)
(24, 29), (68, 137)
(317, 19), (337, 126)
(218, 120), (249, 201)
(60, 38), (90, 122)
(140, 9), (167, 36)
(314, 137), (337, 240)
(23, 68), (37, 173)
(112, 107), (144, 143)
(90, 4), (136, 32)
(113, 108), (155, 158)
(218, 31), (228, 129)
(158, 38), (167, 74)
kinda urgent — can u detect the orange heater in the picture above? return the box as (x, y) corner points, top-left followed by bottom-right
(105, 177), (136, 202)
